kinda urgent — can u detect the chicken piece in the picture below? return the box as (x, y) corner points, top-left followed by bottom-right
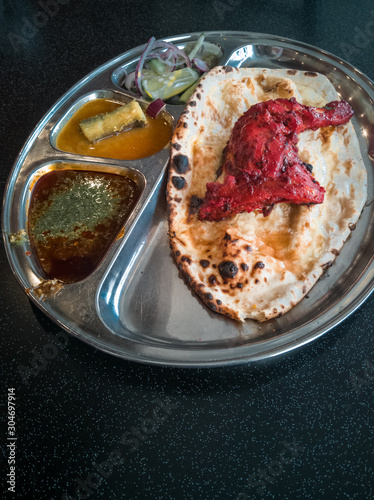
(198, 97), (354, 221)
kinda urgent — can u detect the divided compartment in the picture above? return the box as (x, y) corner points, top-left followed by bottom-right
(225, 43), (296, 69)
(111, 37), (225, 102)
(96, 173), (253, 348)
(50, 89), (173, 160)
(23, 160), (146, 285)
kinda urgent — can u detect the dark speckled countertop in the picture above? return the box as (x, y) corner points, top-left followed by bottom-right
(1, 1), (373, 499)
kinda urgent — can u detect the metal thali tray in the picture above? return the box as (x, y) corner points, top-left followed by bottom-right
(2, 31), (374, 367)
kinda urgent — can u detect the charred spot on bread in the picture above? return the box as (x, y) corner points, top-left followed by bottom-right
(303, 162), (313, 173)
(173, 154), (190, 174)
(254, 261), (265, 269)
(189, 195), (203, 216)
(209, 275), (217, 285)
(262, 205), (274, 216)
(207, 302), (217, 311)
(200, 259), (210, 268)
(172, 176), (186, 190)
(218, 261), (239, 279)
(321, 261), (333, 270)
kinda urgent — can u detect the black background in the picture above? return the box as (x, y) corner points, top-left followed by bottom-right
(1, 1), (373, 499)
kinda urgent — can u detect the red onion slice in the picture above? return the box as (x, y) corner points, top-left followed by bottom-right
(160, 48), (173, 60)
(168, 52), (177, 71)
(134, 37), (192, 99)
(157, 56), (174, 68)
(146, 98), (166, 118)
(135, 36), (156, 97)
(152, 40), (191, 68)
(193, 58), (210, 73)
(147, 50), (175, 71)
(124, 71), (136, 91)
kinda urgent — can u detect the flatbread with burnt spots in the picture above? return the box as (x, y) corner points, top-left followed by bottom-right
(167, 67), (367, 322)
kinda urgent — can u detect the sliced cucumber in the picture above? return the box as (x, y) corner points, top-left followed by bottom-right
(148, 58), (167, 76)
(179, 80), (199, 104)
(185, 33), (205, 60)
(143, 67), (199, 101)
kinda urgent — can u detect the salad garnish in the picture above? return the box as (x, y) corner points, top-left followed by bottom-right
(122, 34), (223, 104)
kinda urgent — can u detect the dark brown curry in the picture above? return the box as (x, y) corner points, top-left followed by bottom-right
(28, 168), (140, 283)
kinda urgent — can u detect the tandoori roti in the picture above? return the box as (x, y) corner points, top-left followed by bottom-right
(167, 67), (367, 322)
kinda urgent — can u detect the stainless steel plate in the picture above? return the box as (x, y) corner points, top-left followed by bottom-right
(2, 32), (374, 367)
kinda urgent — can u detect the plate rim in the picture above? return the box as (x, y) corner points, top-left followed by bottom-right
(2, 30), (374, 367)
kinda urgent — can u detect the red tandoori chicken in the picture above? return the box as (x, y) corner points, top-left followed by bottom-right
(198, 97), (354, 221)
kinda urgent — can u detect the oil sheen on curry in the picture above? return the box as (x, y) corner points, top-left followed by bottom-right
(56, 99), (172, 160)
(28, 167), (140, 283)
